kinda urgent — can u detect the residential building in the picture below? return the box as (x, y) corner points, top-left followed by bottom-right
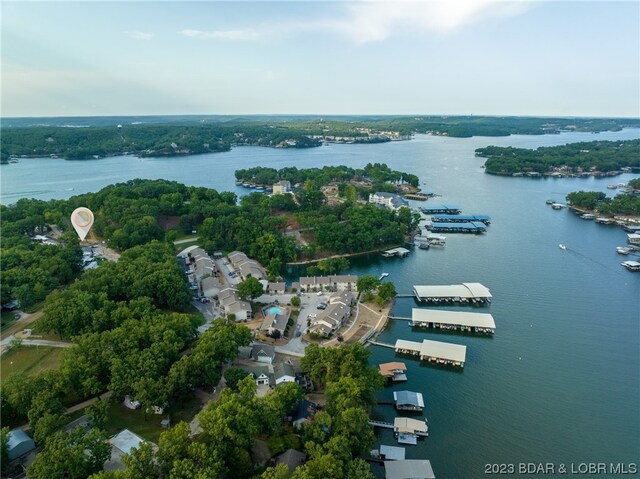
(276, 449), (307, 474)
(261, 308), (291, 338)
(240, 365), (274, 386)
(250, 343), (276, 364)
(227, 251), (266, 281)
(274, 362), (296, 385)
(201, 276), (222, 298)
(369, 192), (409, 211)
(267, 282), (286, 295)
(298, 275), (359, 293)
(218, 288), (252, 321)
(272, 180), (292, 195)
(6, 430), (35, 461)
(308, 292), (354, 337)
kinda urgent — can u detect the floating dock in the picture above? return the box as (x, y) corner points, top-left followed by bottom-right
(413, 283), (492, 304)
(370, 417), (429, 445)
(395, 338), (467, 367)
(420, 204), (461, 215)
(382, 247), (411, 258)
(403, 193), (434, 201)
(427, 222), (486, 233)
(431, 214), (491, 225)
(621, 260), (640, 272)
(379, 362), (408, 382)
(410, 308), (495, 334)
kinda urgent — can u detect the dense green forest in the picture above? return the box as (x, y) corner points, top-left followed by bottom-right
(566, 190), (640, 215)
(1, 177), (416, 303)
(477, 139), (640, 175)
(3, 115), (638, 162)
(235, 163), (420, 189)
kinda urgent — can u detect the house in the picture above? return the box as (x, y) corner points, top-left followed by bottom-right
(218, 288), (253, 321)
(241, 365), (274, 386)
(369, 192), (409, 211)
(267, 282), (286, 295)
(274, 362), (296, 385)
(6, 430), (36, 461)
(105, 429), (157, 472)
(201, 276), (222, 298)
(297, 275), (360, 293)
(309, 292), (354, 337)
(384, 460), (436, 479)
(250, 343), (276, 364)
(291, 400), (317, 429)
(228, 251), (266, 281)
(272, 180), (292, 195)
(261, 309), (290, 337)
(276, 449), (307, 474)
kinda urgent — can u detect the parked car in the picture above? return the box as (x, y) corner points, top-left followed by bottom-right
(316, 291), (323, 296)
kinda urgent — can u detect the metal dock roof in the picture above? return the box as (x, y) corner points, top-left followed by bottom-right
(384, 460), (436, 479)
(430, 221), (487, 230)
(411, 308), (496, 329)
(420, 339), (467, 363)
(380, 444), (406, 461)
(432, 214), (491, 222)
(393, 390), (425, 408)
(413, 283), (492, 299)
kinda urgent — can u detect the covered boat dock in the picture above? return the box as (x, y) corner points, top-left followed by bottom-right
(420, 204), (461, 214)
(393, 390), (425, 411)
(413, 283), (492, 304)
(395, 338), (467, 367)
(427, 221), (486, 233)
(410, 308), (495, 334)
(431, 214), (491, 225)
(382, 247), (411, 257)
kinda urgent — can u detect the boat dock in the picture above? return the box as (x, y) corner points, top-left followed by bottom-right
(369, 417), (429, 444)
(382, 247), (411, 258)
(427, 221), (487, 233)
(420, 204), (461, 214)
(403, 193), (434, 201)
(621, 260), (640, 272)
(431, 214), (491, 225)
(413, 283), (492, 304)
(410, 308), (495, 334)
(393, 390), (425, 411)
(395, 338), (467, 367)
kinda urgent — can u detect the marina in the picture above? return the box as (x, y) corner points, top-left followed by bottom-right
(413, 283), (492, 304)
(430, 214), (491, 225)
(427, 222), (486, 233)
(394, 338), (467, 368)
(409, 308), (496, 334)
(627, 234), (640, 245)
(419, 205), (461, 215)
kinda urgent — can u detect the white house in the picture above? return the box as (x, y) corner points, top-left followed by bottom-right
(272, 180), (292, 195)
(251, 343), (276, 364)
(368, 192), (409, 211)
(274, 362), (296, 385)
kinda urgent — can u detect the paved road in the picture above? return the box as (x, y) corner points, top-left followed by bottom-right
(20, 339), (75, 348)
(1, 311), (43, 340)
(274, 292), (327, 356)
(174, 236), (200, 245)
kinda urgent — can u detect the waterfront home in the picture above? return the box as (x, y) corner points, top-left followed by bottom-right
(379, 362), (408, 381)
(369, 192), (409, 211)
(308, 292), (354, 337)
(298, 275), (359, 293)
(250, 343), (276, 364)
(272, 180), (292, 194)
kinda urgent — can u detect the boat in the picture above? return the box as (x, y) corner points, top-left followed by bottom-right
(559, 244), (567, 250)
(379, 273), (389, 281)
(616, 247), (631, 255)
(621, 261), (640, 272)
(607, 184), (618, 189)
(417, 242), (430, 250)
(581, 213), (596, 220)
(551, 203), (563, 210)
(546, 199), (556, 205)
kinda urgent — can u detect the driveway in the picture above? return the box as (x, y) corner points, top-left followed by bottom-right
(192, 300), (223, 334)
(274, 292), (327, 356)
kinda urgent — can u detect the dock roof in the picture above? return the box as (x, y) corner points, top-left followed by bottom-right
(411, 308), (496, 329)
(380, 445), (406, 461)
(393, 390), (425, 408)
(420, 339), (467, 363)
(395, 339), (423, 353)
(430, 221), (486, 229)
(393, 417), (428, 434)
(432, 214), (491, 221)
(379, 362), (407, 376)
(384, 247), (411, 255)
(413, 283), (492, 299)
(384, 460), (436, 479)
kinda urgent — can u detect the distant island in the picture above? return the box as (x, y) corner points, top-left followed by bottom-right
(476, 139), (640, 177)
(2, 115), (639, 162)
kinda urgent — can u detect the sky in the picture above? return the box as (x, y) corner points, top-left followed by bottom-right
(2, 1), (639, 118)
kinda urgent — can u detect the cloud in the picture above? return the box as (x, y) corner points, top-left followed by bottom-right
(179, 1), (531, 45)
(179, 29), (259, 41)
(126, 31), (154, 41)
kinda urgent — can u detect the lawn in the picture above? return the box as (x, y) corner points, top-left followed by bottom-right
(27, 317), (65, 341)
(104, 395), (203, 443)
(174, 239), (200, 254)
(1, 346), (63, 383)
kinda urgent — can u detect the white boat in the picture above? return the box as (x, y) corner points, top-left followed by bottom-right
(379, 272), (389, 281)
(559, 244), (567, 250)
(581, 213), (596, 220)
(616, 247), (631, 255)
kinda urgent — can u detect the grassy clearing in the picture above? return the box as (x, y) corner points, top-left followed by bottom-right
(174, 240), (200, 254)
(104, 395), (203, 443)
(1, 346), (63, 383)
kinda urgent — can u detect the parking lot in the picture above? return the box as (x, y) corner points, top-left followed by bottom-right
(274, 291), (329, 356)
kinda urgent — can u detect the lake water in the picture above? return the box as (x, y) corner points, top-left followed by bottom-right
(2, 129), (639, 477)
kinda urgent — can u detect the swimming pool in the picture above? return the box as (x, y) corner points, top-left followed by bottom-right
(266, 307), (283, 315)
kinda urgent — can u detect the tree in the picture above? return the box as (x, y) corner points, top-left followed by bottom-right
(1, 427), (9, 474)
(237, 276), (264, 300)
(356, 275), (379, 294)
(291, 296), (301, 307)
(87, 397), (110, 430)
(262, 463), (292, 479)
(223, 367), (251, 391)
(27, 427), (111, 479)
(377, 282), (396, 301)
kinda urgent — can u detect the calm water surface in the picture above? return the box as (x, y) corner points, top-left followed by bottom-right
(2, 130), (639, 477)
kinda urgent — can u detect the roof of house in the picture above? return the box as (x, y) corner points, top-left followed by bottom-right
(329, 275), (358, 283)
(227, 300), (252, 314)
(384, 460), (435, 479)
(274, 362), (296, 379)
(263, 311), (289, 332)
(274, 180), (291, 187)
(201, 276), (221, 291)
(6, 430), (36, 460)
(251, 343), (275, 360)
(276, 449), (306, 473)
(268, 282), (286, 290)
(379, 362), (408, 376)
